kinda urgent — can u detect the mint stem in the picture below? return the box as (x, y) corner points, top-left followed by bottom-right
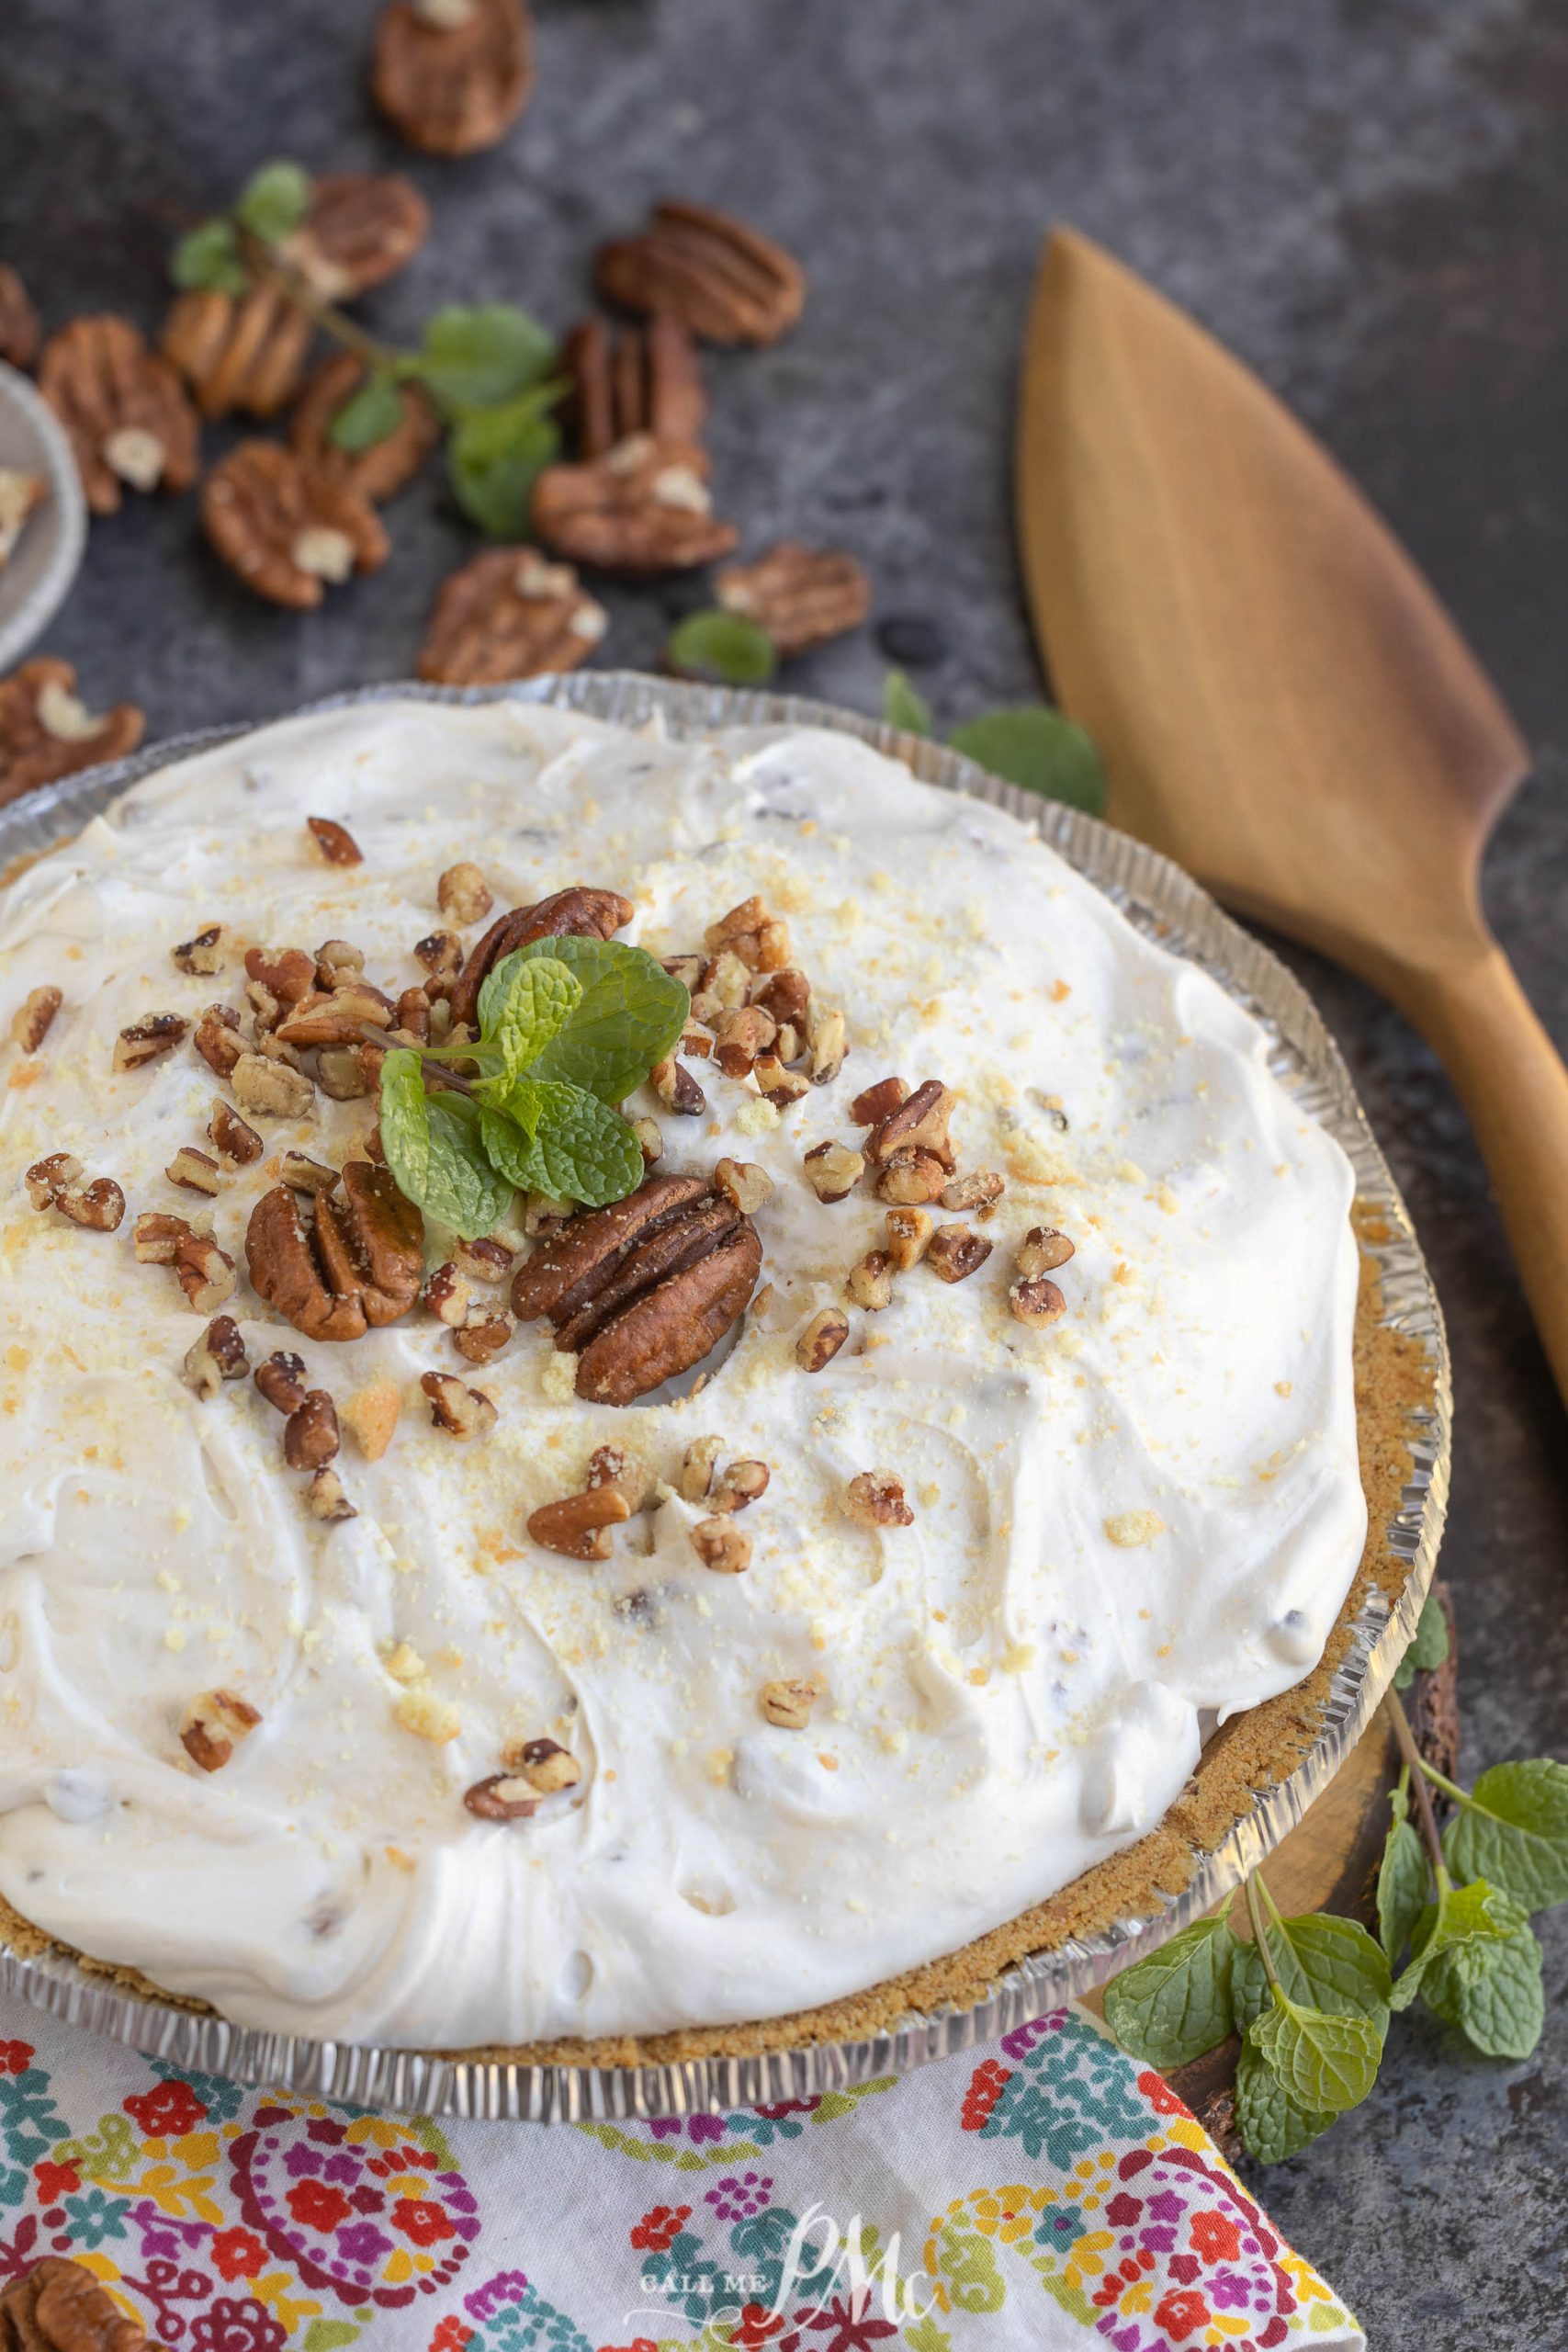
(1244, 1871), (1282, 1996)
(1388, 1690), (1450, 1887)
(237, 226), (412, 381)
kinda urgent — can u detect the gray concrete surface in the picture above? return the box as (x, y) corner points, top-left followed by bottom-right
(3, 1), (1565, 2338)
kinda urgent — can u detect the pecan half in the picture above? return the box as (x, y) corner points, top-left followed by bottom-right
(203, 442), (389, 609)
(718, 543), (870, 656)
(162, 283), (311, 420)
(372, 0), (535, 156)
(181, 1688), (262, 1772)
(0, 660), (144, 808)
(530, 434), (738, 575)
(38, 314), (199, 514)
(561, 313), (706, 459)
(281, 172), (430, 300)
(418, 547), (608, 684)
(9, 985), (62, 1053)
(449, 882), (634, 1031)
(0, 265), (39, 371)
(290, 350), (440, 503)
(246, 1160), (424, 1341)
(595, 199), (805, 346)
(0, 468), (46, 571)
(0, 2258), (153, 2352)
(526, 1486), (629, 1559)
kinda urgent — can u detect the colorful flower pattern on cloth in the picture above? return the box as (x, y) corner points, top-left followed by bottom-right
(0, 2004), (1362, 2351)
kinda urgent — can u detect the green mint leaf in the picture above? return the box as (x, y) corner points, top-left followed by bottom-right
(475, 951), (582, 1080)
(330, 369), (406, 455)
(883, 669), (933, 738)
(420, 303), (558, 410)
(1393, 1593), (1450, 1690)
(1249, 1996), (1382, 2116)
(1234, 2039), (1334, 2165)
(235, 159), (312, 245)
(1389, 1876), (1513, 2011)
(514, 934), (689, 1106)
(1422, 1905), (1544, 2060)
(949, 706), (1108, 817)
(479, 1080), (645, 1208)
(1231, 1911), (1392, 2041)
(1101, 1915), (1238, 2070)
(668, 609), (778, 687)
(170, 218), (249, 296)
(1442, 1758), (1568, 1911)
(378, 1051), (513, 1240)
(448, 393), (560, 538)
(1377, 1797), (1431, 1965)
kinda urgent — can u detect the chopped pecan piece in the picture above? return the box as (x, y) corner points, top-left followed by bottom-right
(453, 1309), (514, 1363)
(231, 1051), (315, 1118)
(421, 1368), (498, 1438)
(1018, 1225), (1076, 1275)
(176, 1231), (237, 1313)
(561, 312), (706, 458)
(282, 172), (430, 300)
(585, 1442), (653, 1510)
(291, 350), (440, 503)
(437, 861), (492, 924)
(927, 1222), (992, 1283)
(424, 1261), (470, 1327)
(868, 1080), (956, 1169)
(874, 1147), (947, 1205)
(166, 1145), (224, 1194)
(885, 1207), (934, 1270)
(38, 313), (199, 513)
(942, 1170), (1005, 1216)
(418, 546), (608, 684)
(508, 1736), (581, 1793)
(449, 883), (634, 1031)
(650, 1055), (705, 1115)
(183, 1315), (249, 1399)
(372, 0), (535, 155)
(181, 1687), (262, 1772)
(709, 1003), (776, 1079)
(0, 468), (45, 570)
(414, 929), (465, 995)
(802, 1138), (863, 1204)
(806, 1003), (848, 1084)
(705, 895), (790, 972)
(454, 1233), (515, 1282)
(753, 1055), (809, 1106)
(526, 1485), (629, 1559)
(276, 981), (391, 1046)
(718, 543), (870, 656)
(173, 923), (229, 977)
(679, 1434), (723, 1502)
(317, 1045), (377, 1100)
(595, 199), (805, 346)
(254, 1350), (310, 1414)
(113, 1012), (187, 1071)
(631, 1114), (664, 1165)
(752, 966), (810, 1023)
(132, 1209), (192, 1264)
(710, 1457), (769, 1512)
(690, 1515), (750, 1573)
(843, 1470), (914, 1528)
(760, 1678), (818, 1729)
(9, 984), (62, 1053)
(284, 1388), (340, 1470)
(162, 283), (311, 419)
(317, 939), (367, 988)
(464, 1773), (539, 1822)
(246, 1161), (424, 1341)
(530, 433), (738, 575)
(209, 1098), (263, 1167)
(244, 944), (317, 1002)
(796, 1306), (849, 1372)
(0, 265), (39, 371)
(0, 660), (144, 807)
(307, 1465), (357, 1521)
(714, 1159), (773, 1216)
(203, 441), (389, 609)
(27, 1153), (125, 1231)
(1010, 1274), (1066, 1328)
(0, 2256), (155, 2350)
(281, 1151), (340, 1196)
(850, 1075), (908, 1126)
(309, 808), (363, 860)
(846, 1250), (895, 1310)
(194, 1003), (243, 1080)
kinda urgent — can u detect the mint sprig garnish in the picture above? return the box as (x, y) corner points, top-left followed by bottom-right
(1101, 1675), (1568, 2165)
(378, 937), (687, 1238)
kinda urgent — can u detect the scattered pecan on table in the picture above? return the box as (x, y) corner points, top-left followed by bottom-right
(36, 314), (199, 515)
(512, 1170), (763, 1406)
(0, 2254), (159, 2351)
(418, 547), (608, 684)
(247, 1159), (424, 1342)
(595, 199), (806, 346)
(280, 172), (430, 300)
(717, 542), (871, 656)
(162, 283), (312, 420)
(447, 881), (634, 1029)
(290, 352), (440, 503)
(530, 434), (738, 575)
(0, 659), (144, 807)
(0, 265), (39, 371)
(203, 442), (389, 609)
(560, 313), (706, 460)
(371, 0), (535, 157)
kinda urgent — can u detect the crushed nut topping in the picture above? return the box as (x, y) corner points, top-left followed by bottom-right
(275, 980), (395, 1047)
(753, 1054), (810, 1106)
(705, 895), (791, 972)
(884, 1206), (934, 1271)
(927, 1222), (993, 1283)
(372, 0), (535, 156)
(0, 660), (144, 802)
(307, 1465), (357, 1522)
(802, 1138), (863, 1204)
(414, 929), (465, 996)
(806, 1002), (848, 1085)
(173, 923), (228, 976)
(175, 1231), (237, 1315)
(281, 1151), (340, 1197)
(208, 1099), (263, 1169)
(865, 1078), (956, 1169)
(717, 542), (870, 655)
(690, 1514), (751, 1573)
(437, 860), (493, 925)
(132, 1209), (195, 1264)
(594, 199), (805, 347)
(182, 1314), (250, 1400)
(508, 1736), (581, 1793)
(631, 1114), (664, 1165)
(679, 1433), (724, 1502)
(453, 1233), (515, 1283)
(316, 1045), (378, 1100)
(846, 1250), (895, 1310)
(843, 1470), (915, 1528)
(231, 1051), (316, 1119)
(284, 1389), (341, 1471)
(464, 1773), (539, 1822)
(424, 1261), (471, 1327)
(39, 313), (199, 513)
(308, 814), (364, 866)
(453, 1308), (514, 1363)
(244, 944), (317, 1002)
(710, 1003), (777, 1080)
(752, 965), (810, 1023)
(166, 1145), (225, 1195)
(530, 434), (739, 574)
(709, 1457), (770, 1513)
(1018, 1225), (1076, 1275)
(713, 1157), (773, 1215)
(180, 1687), (262, 1772)
(316, 936), (367, 987)
(650, 1055), (705, 1115)
(759, 1677), (818, 1729)
(9, 985), (62, 1054)
(421, 1368), (498, 1439)
(796, 1306), (850, 1372)
(203, 441), (389, 609)
(942, 1169), (1005, 1216)
(254, 1348), (310, 1415)
(27, 1153), (125, 1232)
(1010, 1274), (1066, 1328)
(247, 1161), (423, 1340)
(526, 1485), (630, 1560)
(585, 1442), (653, 1511)
(162, 283), (311, 419)
(874, 1146), (948, 1205)
(113, 1012), (188, 1071)
(850, 1074), (908, 1125)
(194, 1004), (244, 1080)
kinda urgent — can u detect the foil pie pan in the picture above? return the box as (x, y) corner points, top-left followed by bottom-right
(0, 673), (1451, 2120)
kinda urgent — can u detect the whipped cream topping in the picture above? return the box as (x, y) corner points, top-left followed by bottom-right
(0, 699), (1366, 2048)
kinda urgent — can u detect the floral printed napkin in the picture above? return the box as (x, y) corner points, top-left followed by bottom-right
(0, 1998), (1362, 2352)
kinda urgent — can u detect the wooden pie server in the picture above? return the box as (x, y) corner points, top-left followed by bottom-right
(1018, 227), (1568, 1413)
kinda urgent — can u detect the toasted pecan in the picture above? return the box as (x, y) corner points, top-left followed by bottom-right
(530, 434), (738, 575)
(282, 172), (430, 300)
(290, 350), (440, 503)
(418, 548), (607, 684)
(203, 441), (389, 609)
(717, 543), (870, 656)
(594, 199), (805, 346)
(0, 659), (144, 808)
(38, 314), (200, 514)
(372, 0), (535, 156)
(162, 283), (312, 420)
(560, 313), (706, 460)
